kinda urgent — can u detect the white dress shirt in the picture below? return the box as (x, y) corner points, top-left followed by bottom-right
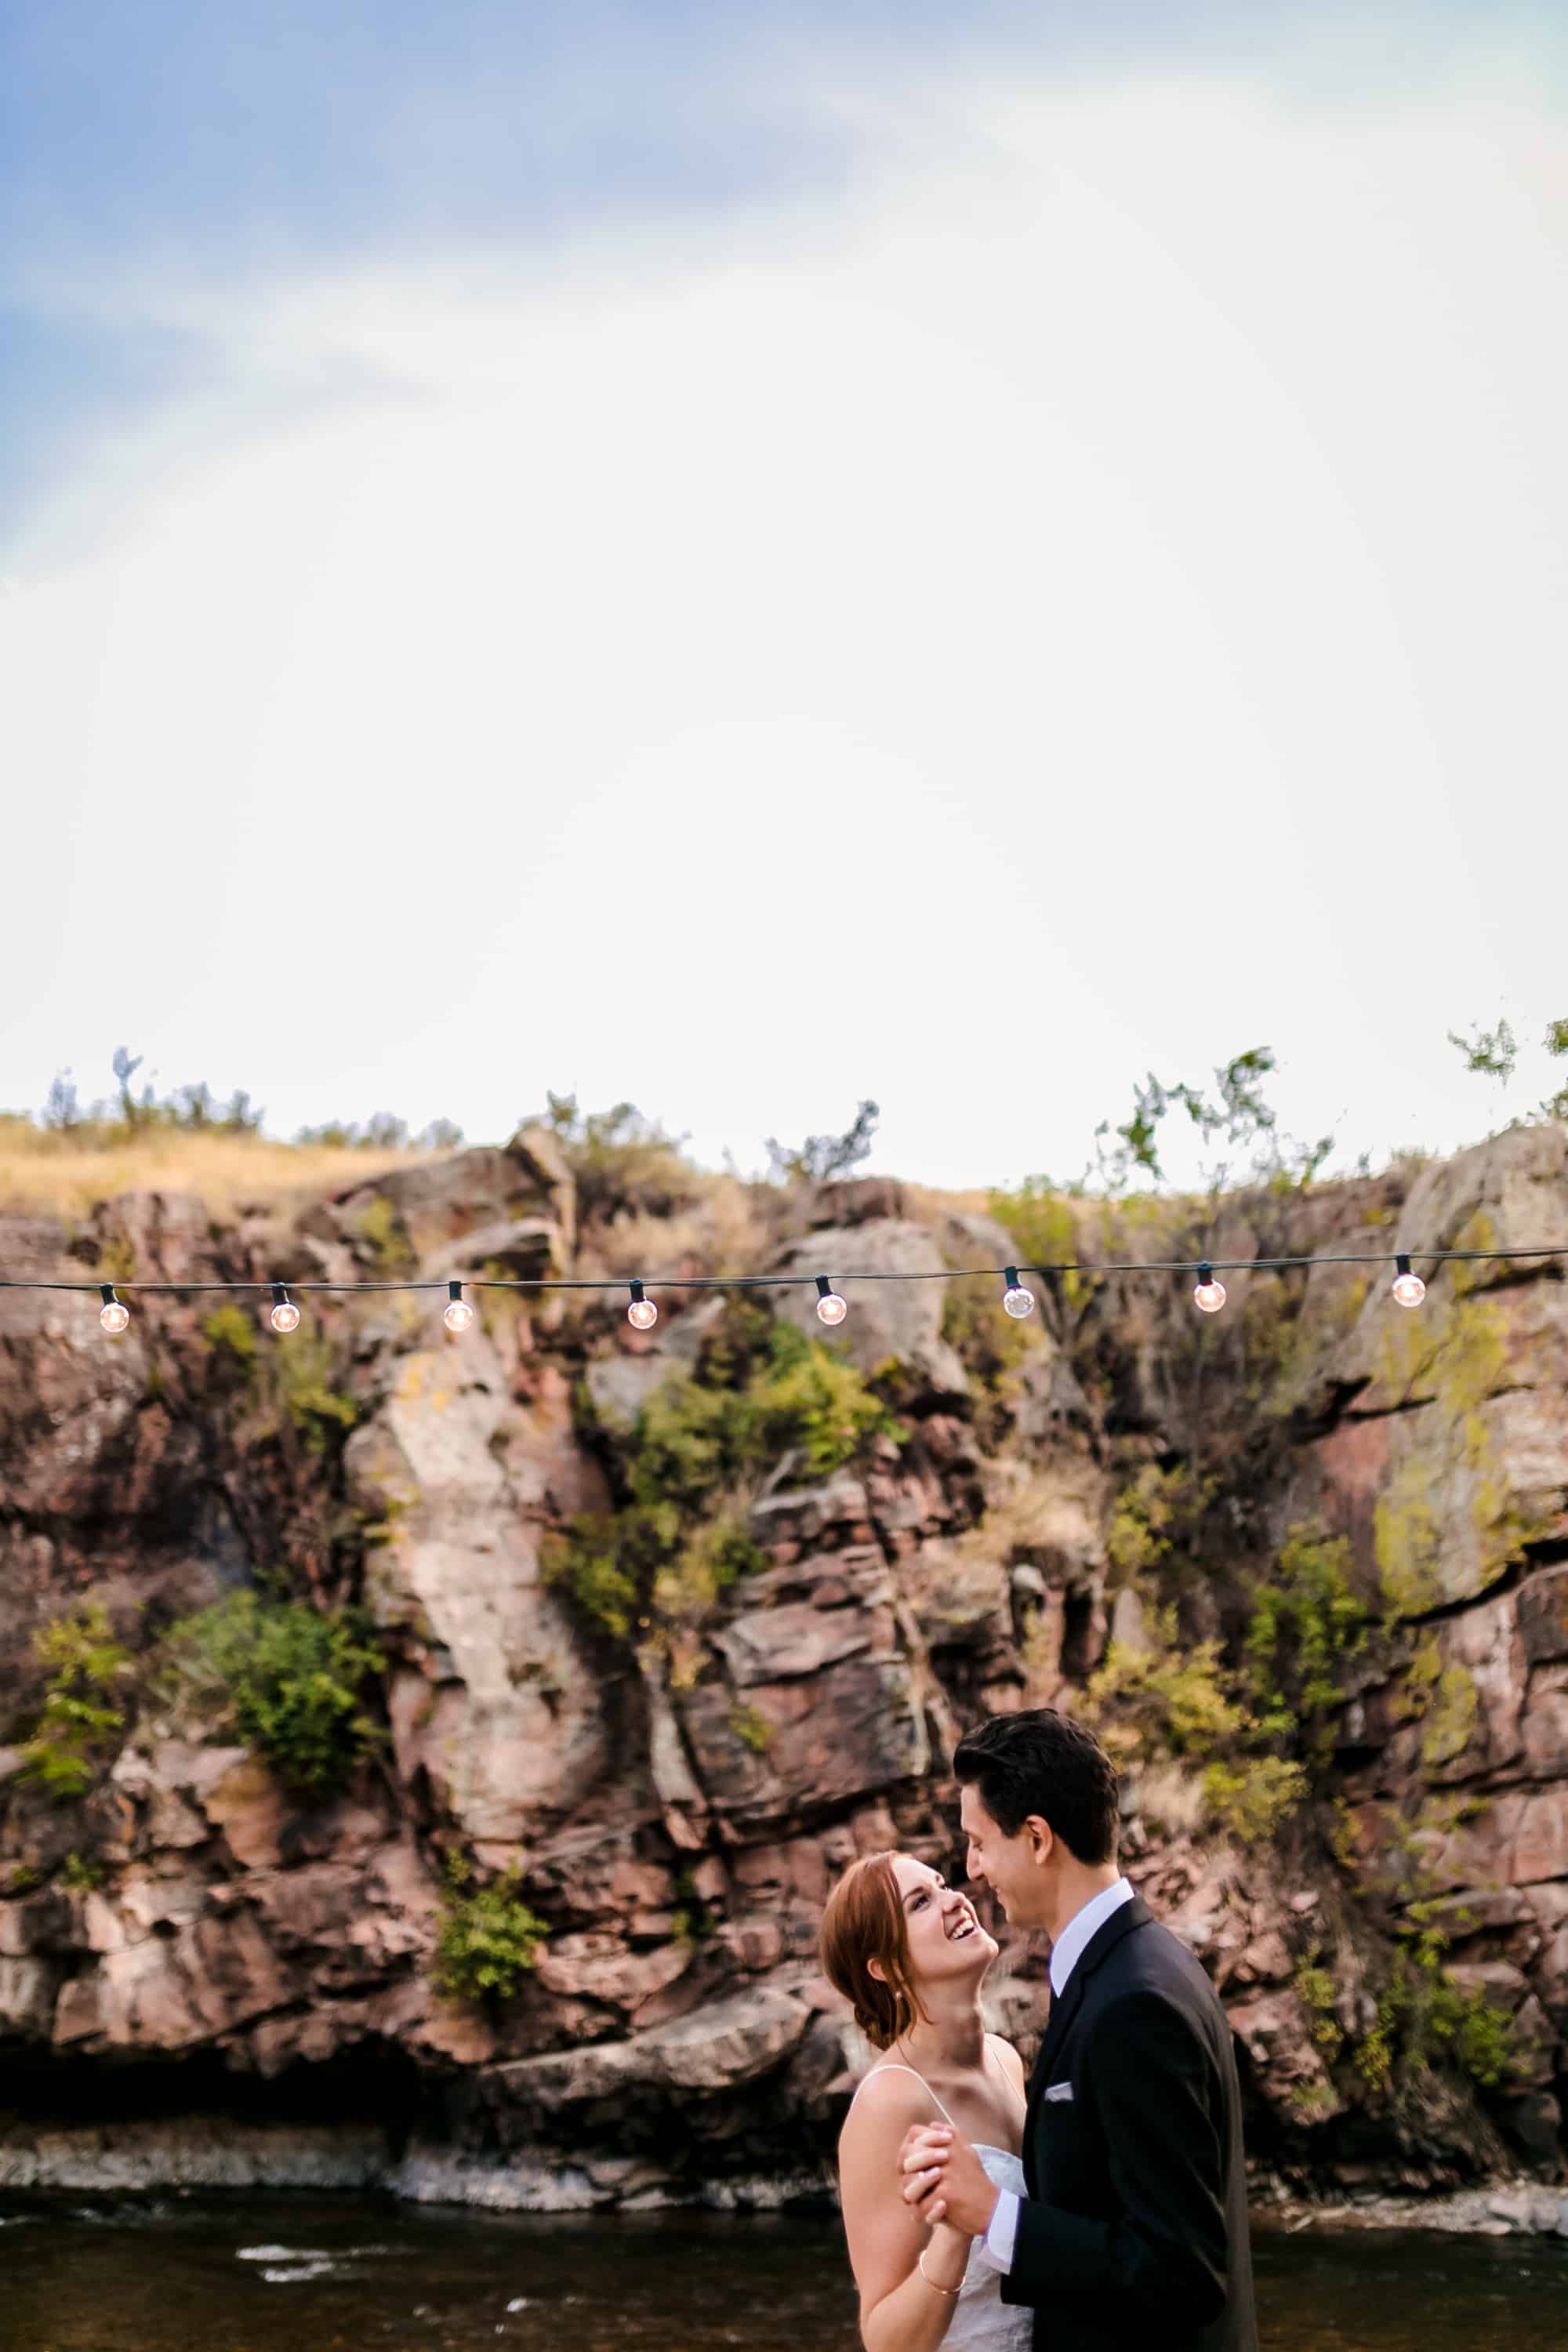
(979, 1876), (1136, 2273)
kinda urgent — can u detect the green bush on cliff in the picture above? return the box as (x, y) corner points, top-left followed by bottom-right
(750, 1319), (895, 1477)
(161, 1590), (383, 1797)
(548, 1305), (892, 1647)
(1243, 1523), (1368, 1741)
(542, 1514), (645, 1640)
(1356, 1918), (1523, 2100)
(1105, 1464), (1216, 1585)
(1086, 1613), (1307, 1846)
(1202, 1755), (1308, 1846)
(1086, 1621), (1247, 1762)
(433, 1855), (549, 2003)
(18, 1604), (133, 1801)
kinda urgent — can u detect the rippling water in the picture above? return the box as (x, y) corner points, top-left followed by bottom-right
(4, 2194), (1567, 2351)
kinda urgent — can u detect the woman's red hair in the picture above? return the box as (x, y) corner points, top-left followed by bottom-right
(818, 1851), (928, 2050)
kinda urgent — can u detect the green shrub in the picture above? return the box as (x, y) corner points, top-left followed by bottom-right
(347, 1194), (416, 1273)
(652, 1505), (768, 1630)
(729, 1702), (773, 1754)
(1087, 1608), (1306, 1848)
(203, 1302), (258, 1362)
(161, 1590), (383, 1797)
(1243, 1523), (1368, 1740)
(1105, 1464), (1215, 1584)
(626, 1376), (757, 1515)
(550, 1306), (891, 1649)
(1402, 1638), (1480, 1771)
(269, 1333), (361, 1454)
(750, 1321), (895, 1476)
(433, 1855), (549, 2002)
(19, 1605), (132, 1801)
(1203, 1755), (1308, 1846)
(1292, 1953), (1344, 2058)
(536, 1094), (700, 1221)
(1355, 1915), (1523, 2099)
(1085, 1621), (1248, 1764)
(541, 1515), (644, 1640)
(59, 1851), (105, 1891)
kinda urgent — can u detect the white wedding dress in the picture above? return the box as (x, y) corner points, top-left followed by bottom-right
(851, 2064), (1033, 2352)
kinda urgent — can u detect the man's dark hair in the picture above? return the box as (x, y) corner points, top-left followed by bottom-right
(953, 1708), (1120, 1864)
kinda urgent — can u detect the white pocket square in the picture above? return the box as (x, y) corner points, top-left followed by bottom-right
(1044, 2082), (1074, 2103)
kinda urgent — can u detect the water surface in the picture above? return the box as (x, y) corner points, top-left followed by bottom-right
(4, 2194), (1567, 2350)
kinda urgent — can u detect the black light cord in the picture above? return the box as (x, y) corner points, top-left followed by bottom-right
(2, 1243), (1564, 1298)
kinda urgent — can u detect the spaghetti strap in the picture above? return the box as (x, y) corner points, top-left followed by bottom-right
(849, 2062), (958, 2127)
(984, 2038), (1028, 2117)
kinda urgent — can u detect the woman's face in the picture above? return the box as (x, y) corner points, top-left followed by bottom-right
(888, 1853), (997, 1991)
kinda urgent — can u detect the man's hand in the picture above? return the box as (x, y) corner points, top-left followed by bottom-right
(898, 2123), (1000, 2238)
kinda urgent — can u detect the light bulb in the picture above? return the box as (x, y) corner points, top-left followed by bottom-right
(1001, 1269), (1035, 1319)
(1391, 1255), (1425, 1309)
(815, 1276), (848, 1326)
(270, 1286), (300, 1335)
(99, 1287), (129, 1335)
(627, 1282), (659, 1330)
(1192, 1264), (1226, 1315)
(444, 1281), (475, 1334)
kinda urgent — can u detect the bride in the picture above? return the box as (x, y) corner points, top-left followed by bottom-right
(821, 1850), (1031, 2352)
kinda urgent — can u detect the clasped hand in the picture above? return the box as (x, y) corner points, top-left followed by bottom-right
(898, 2122), (1000, 2238)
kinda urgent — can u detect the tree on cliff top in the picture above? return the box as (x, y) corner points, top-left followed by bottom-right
(1090, 1048), (1334, 1198)
(764, 1098), (880, 1185)
(1450, 1012), (1568, 1123)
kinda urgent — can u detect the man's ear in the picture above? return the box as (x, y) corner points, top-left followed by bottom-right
(1024, 1815), (1056, 1867)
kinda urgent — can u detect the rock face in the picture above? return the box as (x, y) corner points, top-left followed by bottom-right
(1, 1125), (1566, 2203)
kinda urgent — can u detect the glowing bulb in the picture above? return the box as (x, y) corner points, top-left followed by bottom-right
(627, 1282), (659, 1331)
(1192, 1263), (1227, 1315)
(815, 1276), (848, 1327)
(99, 1286), (129, 1335)
(270, 1285), (300, 1335)
(1001, 1268), (1035, 1319)
(1391, 1255), (1425, 1309)
(444, 1281), (475, 1334)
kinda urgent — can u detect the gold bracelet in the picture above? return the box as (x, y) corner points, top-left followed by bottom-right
(918, 2249), (962, 2299)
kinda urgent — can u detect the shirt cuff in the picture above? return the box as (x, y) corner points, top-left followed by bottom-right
(978, 2189), (1019, 2273)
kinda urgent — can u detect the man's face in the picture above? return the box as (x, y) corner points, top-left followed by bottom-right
(960, 1782), (1051, 1929)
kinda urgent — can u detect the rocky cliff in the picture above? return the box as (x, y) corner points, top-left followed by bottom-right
(1, 1124), (1565, 2207)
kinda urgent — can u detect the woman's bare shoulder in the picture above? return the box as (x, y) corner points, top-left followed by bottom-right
(839, 2065), (940, 2159)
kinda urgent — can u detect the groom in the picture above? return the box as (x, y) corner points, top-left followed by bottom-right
(901, 1708), (1257, 2352)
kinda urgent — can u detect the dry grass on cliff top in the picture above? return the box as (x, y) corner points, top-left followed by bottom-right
(0, 1123), (430, 1220)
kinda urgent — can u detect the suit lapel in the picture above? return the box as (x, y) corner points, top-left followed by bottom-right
(1025, 1895), (1153, 2143)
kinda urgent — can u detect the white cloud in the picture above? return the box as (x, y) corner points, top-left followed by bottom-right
(4, 63), (1566, 1188)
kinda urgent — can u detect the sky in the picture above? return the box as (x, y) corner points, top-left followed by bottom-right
(3, 2), (1566, 1191)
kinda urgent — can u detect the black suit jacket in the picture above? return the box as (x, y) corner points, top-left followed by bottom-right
(1000, 1894), (1257, 2352)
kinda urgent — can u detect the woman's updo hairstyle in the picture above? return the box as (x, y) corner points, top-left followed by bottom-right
(818, 1851), (927, 2051)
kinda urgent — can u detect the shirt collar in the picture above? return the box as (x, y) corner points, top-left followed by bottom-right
(1048, 1875), (1136, 1998)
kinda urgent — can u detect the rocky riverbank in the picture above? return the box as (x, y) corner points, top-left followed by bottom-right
(1, 1120), (1565, 2203)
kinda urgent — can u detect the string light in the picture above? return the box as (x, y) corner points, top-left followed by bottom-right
(1391, 1254), (1426, 1308)
(14, 1240), (1568, 1335)
(815, 1276), (848, 1326)
(1192, 1261), (1227, 1315)
(1001, 1267), (1035, 1319)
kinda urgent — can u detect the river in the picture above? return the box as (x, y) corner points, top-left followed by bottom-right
(4, 2194), (1567, 2350)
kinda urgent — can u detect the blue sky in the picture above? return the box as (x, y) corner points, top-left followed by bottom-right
(4, 3), (1567, 1187)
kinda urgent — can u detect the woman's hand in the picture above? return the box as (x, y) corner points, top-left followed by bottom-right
(900, 2124), (1001, 2238)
